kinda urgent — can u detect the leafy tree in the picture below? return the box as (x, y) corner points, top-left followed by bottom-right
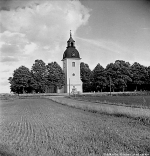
(113, 60), (132, 91)
(147, 66), (150, 90)
(105, 60), (132, 92)
(8, 66), (33, 94)
(8, 58), (150, 93)
(46, 62), (65, 90)
(93, 63), (107, 92)
(131, 62), (148, 91)
(105, 63), (118, 92)
(80, 62), (93, 92)
(31, 60), (47, 93)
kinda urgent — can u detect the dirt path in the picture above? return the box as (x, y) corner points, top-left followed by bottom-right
(0, 98), (150, 156)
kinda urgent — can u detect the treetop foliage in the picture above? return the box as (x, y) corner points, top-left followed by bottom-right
(81, 60), (150, 92)
(8, 59), (150, 93)
(46, 62), (65, 89)
(9, 60), (65, 94)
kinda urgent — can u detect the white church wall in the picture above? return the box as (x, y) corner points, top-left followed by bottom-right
(63, 59), (68, 93)
(65, 58), (82, 93)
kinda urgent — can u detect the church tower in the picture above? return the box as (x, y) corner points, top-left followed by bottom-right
(62, 31), (82, 93)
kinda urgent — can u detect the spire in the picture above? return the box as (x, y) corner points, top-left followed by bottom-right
(70, 30), (72, 38)
(67, 30), (75, 47)
(68, 30), (74, 41)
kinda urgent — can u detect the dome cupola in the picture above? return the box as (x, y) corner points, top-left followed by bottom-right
(67, 30), (75, 47)
(63, 30), (80, 60)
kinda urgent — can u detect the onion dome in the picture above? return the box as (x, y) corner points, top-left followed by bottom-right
(63, 30), (80, 60)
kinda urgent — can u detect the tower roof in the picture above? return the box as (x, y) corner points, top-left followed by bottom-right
(67, 30), (75, 42)
(63, 47), (80, 59)
(63, 31), (80, 60)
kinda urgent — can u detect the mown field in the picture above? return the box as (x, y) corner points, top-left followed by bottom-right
(0, 97), (150, 156)
(74, 94), (150, 108)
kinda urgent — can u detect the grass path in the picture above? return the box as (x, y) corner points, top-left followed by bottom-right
(73, 95), (150, 108)
(0, 98), (150, 156)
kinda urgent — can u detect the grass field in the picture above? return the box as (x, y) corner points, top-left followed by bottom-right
(0, 97), (150, 155)
(73, 94), (150, 108)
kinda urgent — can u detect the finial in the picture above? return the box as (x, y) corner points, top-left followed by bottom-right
(70, 30), (72, 37)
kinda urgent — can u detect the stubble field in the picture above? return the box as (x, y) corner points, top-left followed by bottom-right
(0, 97), (150, 156)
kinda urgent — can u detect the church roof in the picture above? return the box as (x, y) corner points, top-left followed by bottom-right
(62, 31), (80, 60)
(63, 47), (80, 59)
(67, 36), (75, 42)
(67, 30), (75, 42)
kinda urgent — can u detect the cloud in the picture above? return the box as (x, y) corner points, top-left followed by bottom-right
(1, 1), (90, 45)
(1, 69), (10, 72)
(77, 37), (130, 54)
(23, 42), (37, 54)
(0, 80), (9, 86)
(0, 31), (28, 56)
(0, 0), (90, 93)
(0, 0), (65, 11)
(0, 31), (27, 45)
(1, 44), (20, 55)
(75, 36), (135, 70)
(1, 0), (90, 46)
(1, 56), (19, 62)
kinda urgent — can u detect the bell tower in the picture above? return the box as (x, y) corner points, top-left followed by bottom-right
(62, 31), (82, 93)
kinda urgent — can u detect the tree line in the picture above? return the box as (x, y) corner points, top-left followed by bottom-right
(8, 60), (65, 94)
(9, 59), (150, 93)
(81, 60), (150, 92)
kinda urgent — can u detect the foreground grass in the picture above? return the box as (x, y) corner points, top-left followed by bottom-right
(0, 98), (150, 156)
(49, 96), (150, 125)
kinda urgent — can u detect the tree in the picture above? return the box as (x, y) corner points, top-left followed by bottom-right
(80, 62), (93, 92)
(8, 66), (33, 94)
(31, 60), (47, 93)
(46, 62), (65, 90)
(105, 63), (118, 92)
(114, 60), (132, 91)
(131, 62), (148, 91)
(147, 66), (150, 90)
(105, 60), (132, 92)
(93, 63), (107, 92)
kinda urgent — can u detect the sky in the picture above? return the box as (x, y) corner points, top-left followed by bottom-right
(0, 0), (150, 93)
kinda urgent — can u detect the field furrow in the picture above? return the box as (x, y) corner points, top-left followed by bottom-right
(15, 121), (25, 146)
(20, 120), (29, 147)
(7, 122), (19, 143)
(0, 98), (150, 156)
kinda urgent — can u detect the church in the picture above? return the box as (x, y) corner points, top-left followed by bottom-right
(60, 31), (83, 93)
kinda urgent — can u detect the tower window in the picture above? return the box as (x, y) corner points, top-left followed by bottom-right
(72, 62), (75, 67)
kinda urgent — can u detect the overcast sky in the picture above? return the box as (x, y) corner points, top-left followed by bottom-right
(0, 0), (150, 93)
